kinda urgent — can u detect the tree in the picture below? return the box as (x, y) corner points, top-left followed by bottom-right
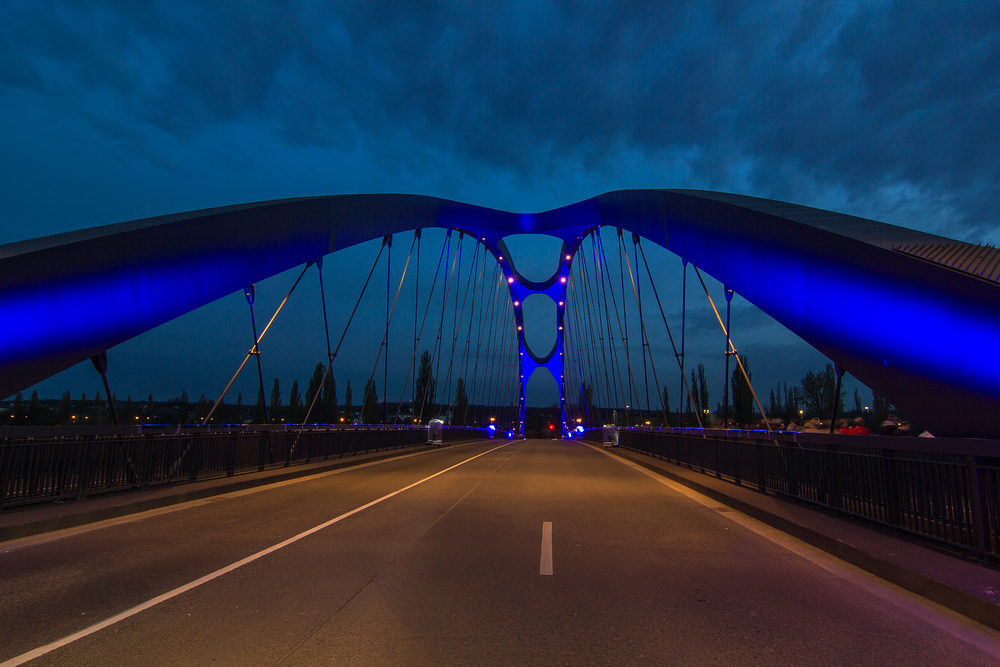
(12, 392), (24, 424)
(730, 354), (754, 427)
(305, 363), (325, 422)
(324, 373), (338, 424)
(783, 382), (801, 422)
(414, 350), (436, 423)
(453, 378), (469, 426)
(269, 378), (281, 422)
(661, 385), (671, 426)
(287, 380), (302, 424)
(59, 390), (72, 424)
(870, 390), (891, 431)
(93, 391), (103, 424)
(195, 394), (210, 422)
(799, 363), (844, 419)
(145, 393), (155, 421)
(253, 387), (266, 424)
(690, 364), (709, 422)
(362, 377), (379, 424)
(342, 380), (353, 423)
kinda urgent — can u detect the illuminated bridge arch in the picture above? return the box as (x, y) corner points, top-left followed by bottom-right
(2, 190), (998, 438)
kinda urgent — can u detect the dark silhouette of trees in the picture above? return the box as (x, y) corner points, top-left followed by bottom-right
(414, 350), (436, 424)
(799, 363), (843, 419)
(287, 380), (302, 424)
(730, 354), (754, 427)
(362, 377), (379, 424)
(324, 373), (337, 424)
(342, 380), (353, 423)
(453, 378), (469, 426)
(305, 363), (325, 422)
(269, 378), (281, 422)
(690, 364), (710, 425)
(253, 387), (266, 423)
(661, 385), (670, 426)
(59, 391), (71, 424)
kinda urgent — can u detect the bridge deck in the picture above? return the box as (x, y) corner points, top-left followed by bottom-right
(1, 440), (999, 665)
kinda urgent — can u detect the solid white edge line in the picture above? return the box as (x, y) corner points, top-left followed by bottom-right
(1, 442), (512, 667)
(584, 442), (1000, 660)
(540, 521), (553, 575)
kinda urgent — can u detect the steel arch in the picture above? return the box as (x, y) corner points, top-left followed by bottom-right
(1, 190), (997, 438)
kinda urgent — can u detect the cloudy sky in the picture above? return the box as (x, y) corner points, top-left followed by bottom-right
(1, 1), (998, 413)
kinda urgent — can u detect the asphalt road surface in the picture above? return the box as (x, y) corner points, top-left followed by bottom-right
(2, 439), (1000, 666)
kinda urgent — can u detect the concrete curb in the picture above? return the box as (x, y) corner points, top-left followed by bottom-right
(613, 445), (1000, 633)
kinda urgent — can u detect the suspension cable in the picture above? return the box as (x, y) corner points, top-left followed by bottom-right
(692, 266), (771, 434)
(203, 261), (313, 424)
(394, 229), (451, 423)
(636, 243), (702, 430)
(299, 241), (388, 426)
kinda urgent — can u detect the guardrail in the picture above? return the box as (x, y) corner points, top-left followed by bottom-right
(0, 424), (489, 511)
(615, 426), (1000, 561)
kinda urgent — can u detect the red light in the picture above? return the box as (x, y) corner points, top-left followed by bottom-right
(549, 424), (554, 430)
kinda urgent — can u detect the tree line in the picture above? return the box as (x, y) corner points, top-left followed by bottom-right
(575, 358), (897, 430)
(1, 351), (480, 427)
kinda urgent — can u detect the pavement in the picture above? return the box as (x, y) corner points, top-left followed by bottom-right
(0, 442), (443, 542)
(3, 436), (1000, 636)
(609, 442), (1000, 633)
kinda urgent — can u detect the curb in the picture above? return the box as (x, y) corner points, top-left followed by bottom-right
(613, 445), (1000, 633)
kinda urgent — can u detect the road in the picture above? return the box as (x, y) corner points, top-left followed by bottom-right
(2, 439), (999, 666)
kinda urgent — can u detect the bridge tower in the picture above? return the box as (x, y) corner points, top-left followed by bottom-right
(496, 234), (585, 436)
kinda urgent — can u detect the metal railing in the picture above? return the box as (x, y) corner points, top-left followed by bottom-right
(615, 427), (1000, 561)
(0, 424), (488, 511)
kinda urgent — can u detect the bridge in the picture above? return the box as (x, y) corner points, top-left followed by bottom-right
(2, 190), (1000, 664)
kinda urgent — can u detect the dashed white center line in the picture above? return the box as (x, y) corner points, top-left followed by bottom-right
(540, 521), (553, 575)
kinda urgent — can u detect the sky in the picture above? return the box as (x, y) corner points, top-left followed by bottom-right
(1, 1), (998, 414)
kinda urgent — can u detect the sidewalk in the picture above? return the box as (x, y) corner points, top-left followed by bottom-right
(609, 444), (1000, 632)
(0, 443), (446, 543)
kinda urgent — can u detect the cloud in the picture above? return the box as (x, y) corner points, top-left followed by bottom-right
(3, 0), (996, 242)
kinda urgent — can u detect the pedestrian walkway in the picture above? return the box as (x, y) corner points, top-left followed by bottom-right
(610, 444), (1000, 632)
(0, 443), (444, 542)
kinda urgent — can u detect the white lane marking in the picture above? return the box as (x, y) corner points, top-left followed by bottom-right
(540, 521), (553, 575)
(2, 442), (485, 551)
(586, 443), (1000, 660)
(0, 442), (511, 667)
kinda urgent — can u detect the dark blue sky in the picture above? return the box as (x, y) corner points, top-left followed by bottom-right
(1, 1), (998, 411)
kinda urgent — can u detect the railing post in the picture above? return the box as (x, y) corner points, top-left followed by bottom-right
(188, 436), (200, 482)
(756, 440), (767, 493)
(965, 454), (991, 561)
(881, 448), (902, 531)
(226, 433), (236, 477)
(732, 438), (741, 486)
(0, 437), (10, 512)
(78, 436), (94, 499)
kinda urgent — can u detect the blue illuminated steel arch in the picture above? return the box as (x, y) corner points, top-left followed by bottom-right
(1, 190), (998, 438)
